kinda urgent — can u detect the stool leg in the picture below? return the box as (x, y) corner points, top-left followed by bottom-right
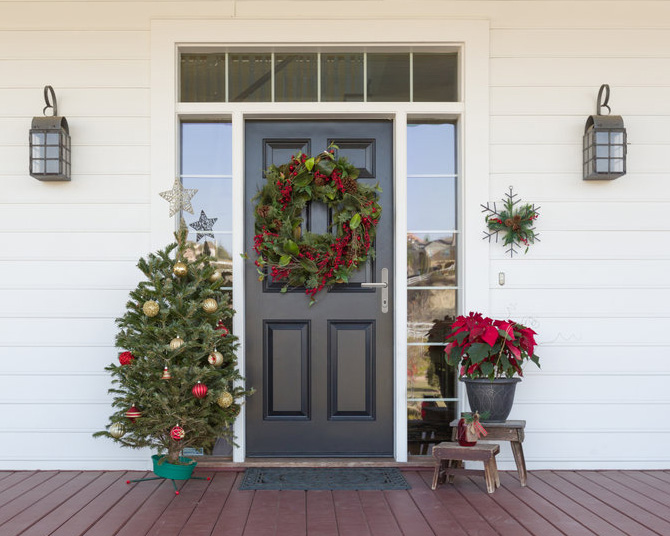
(483, 458), (495, 494)
(511, 441), (527, 487)
(431, 460), (443, 490)
(447, 460), (461, 484)
(488, 457), (500, 488)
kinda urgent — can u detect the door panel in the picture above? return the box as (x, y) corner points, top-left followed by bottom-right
(245, 120), (393, 456)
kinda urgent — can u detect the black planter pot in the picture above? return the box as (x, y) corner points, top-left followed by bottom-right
(461, 378), (520, 422)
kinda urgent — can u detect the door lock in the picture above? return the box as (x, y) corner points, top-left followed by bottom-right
(361, 267), (389, 313)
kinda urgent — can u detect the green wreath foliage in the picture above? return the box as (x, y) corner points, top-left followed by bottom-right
(252, 148), (382, 304)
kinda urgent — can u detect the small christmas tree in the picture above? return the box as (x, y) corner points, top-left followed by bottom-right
(94, 228), (250, 465)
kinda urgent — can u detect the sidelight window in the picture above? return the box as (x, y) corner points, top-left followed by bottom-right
(406, 121), (459, 455)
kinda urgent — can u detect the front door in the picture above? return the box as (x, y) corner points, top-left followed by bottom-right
(244, 120), (394, 456)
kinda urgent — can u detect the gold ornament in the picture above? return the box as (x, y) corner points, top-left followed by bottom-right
(142, 300), (159, 317)
(217, 391), (234, 408)
(161, 366), (172, 380)
(209, 271), (222, 283)
(169, 336), (184, 350)
(109, 423), (125, 438)
(202, 298), (218, 313)
(173, 262), (188, 277)
(208, 351), (224, 367)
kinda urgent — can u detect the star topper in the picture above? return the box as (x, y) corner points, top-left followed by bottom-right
(159, 178), (198, 217)
(189, 210), (218, 241)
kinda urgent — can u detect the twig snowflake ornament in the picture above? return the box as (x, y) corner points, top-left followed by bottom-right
(482, 187), (540, 257)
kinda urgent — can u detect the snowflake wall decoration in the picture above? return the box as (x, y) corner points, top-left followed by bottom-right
(482, 187), (540, 257)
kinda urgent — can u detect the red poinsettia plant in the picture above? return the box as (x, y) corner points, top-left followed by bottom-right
(444, 312), (540, 380)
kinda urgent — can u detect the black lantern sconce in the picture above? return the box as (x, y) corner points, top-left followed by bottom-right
(29, 86), (71, 181)
(583, 84), (627, 180)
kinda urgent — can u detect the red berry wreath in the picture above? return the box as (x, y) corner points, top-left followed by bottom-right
(252, 148), (382, 304)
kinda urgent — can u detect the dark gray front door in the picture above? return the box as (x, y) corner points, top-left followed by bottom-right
(245, 120), (394, 456)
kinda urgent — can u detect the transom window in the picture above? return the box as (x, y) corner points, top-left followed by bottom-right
(180, 50), (458, 103)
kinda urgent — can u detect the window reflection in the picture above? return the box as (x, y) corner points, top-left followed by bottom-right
(275, 54), (317, 102)
(186, 235), (233, 288)
(407, 233), (456, 287)
(229, 54), (272, 102)
(407, 123), (456, 175)
(321, 53), (364, 102)
(367, 53), (410, 102)
(182, 178), (233, 232)
(181, 122), (232, 176)
(407, 177), (456, 231)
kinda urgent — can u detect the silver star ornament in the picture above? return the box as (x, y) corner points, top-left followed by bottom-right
(159, 178), (198, 217)
(190, 210), (218, 241)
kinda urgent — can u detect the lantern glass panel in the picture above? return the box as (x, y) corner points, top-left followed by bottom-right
(595, 159), (609, 172)
(32, 132), (45, 145)
(611, 159), (624, 172)
(32, 146), (44, 159)
(46, 132), (59, 145)
(612, 132), (624, 144)
(46, 160), (60, 173)
(596, 145), (609, 158)
(610, 146), (624, 158)
(595, 131), (609, 144)
(46, 146), (60, 158)
(32, 160), (45, 173)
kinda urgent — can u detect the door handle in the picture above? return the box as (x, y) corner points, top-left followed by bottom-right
(361, 267), (388, 314)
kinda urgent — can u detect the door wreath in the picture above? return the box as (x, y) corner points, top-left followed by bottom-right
(252, 148), (382, 304)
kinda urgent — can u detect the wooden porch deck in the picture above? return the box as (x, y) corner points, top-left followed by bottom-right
(1, 467), (669, 535)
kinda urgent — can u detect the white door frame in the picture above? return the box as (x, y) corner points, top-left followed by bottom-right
(151, 19), (490, 462)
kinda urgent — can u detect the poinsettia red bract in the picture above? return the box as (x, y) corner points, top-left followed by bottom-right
(444, 312), (540, 380)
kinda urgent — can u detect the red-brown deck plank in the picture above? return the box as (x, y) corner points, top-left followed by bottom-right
(114, 478), (180, 536)
(0, 471), (55, 507)
(0, 471), (80, 528)
(145, 476), (212, 536)
(538, 471), (661, 536)
(176, 471), (236, 536)
(208, 472), (254, 536)
(0, 471), (98, 535)
(440, 471), (533, 536)
(53, 471), (157, 536)
(383, 488), (435, 536)
(558, 470), (670, 535)
(243, 489), (281, 536)
(276, 490), (308, 536)
(498, 472), (597, 536)
(305, 490), (339, 535)
(20, 471), (120, 536)
(528, 471), (635, 536)
(479, 474), (565, 536)
(357, 490), (403, 536)
(405, 471), (473, 536)
(1, 469), (669, 535)
(641, 469), (670, 486)
(331, 490), (372, 536)
(612, 470), (670, 501)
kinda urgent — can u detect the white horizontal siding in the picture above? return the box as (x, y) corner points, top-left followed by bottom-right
(2, 0), (670, 470)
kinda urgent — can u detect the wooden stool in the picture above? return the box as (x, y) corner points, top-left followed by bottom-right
(450, 419), (527, 486)
(431, 442), (500, 493)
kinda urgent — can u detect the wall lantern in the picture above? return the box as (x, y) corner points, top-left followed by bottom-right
(583, 84), (626, 180)
(29, 85), (71, 181)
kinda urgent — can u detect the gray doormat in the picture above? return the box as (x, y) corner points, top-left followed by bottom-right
(239, 467), (411, 490)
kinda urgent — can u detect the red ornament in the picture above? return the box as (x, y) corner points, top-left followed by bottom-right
(170, 425), (185, 441)
(216, 321), (229, 337)
(126, 405), (141, 422)
(119, 351), (135, 365)
(192, 382), (208, 399)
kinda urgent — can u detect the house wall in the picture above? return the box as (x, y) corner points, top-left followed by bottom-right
(1, 0), (669, 470)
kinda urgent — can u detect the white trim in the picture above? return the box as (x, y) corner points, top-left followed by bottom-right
(151, 18), (490, 463)
(394, 111), (408, 461)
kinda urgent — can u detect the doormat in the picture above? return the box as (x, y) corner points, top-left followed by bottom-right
(239, 467), (411, 491)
